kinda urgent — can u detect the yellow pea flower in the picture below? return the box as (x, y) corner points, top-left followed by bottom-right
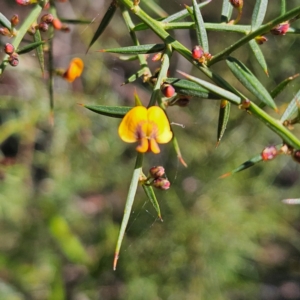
(118, 106), (173, 154)
(63, 58), (84, 82)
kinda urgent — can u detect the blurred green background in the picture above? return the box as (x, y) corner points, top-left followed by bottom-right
(1, 0), (300, 299)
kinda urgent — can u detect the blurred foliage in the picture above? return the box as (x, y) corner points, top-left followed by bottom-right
(0, 0), (300, 299)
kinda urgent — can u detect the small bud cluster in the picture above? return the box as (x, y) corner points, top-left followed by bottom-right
(261, 146), (277, 161)
(4, 43), (19, 67)
(192, 45), (212, 65)
(149, 166), (170, 190)
(270, 22), (290, 35)
(255, 36), (268, 45)
(0, 15), (19, 38)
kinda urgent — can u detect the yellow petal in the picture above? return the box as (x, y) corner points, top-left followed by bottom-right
(136, 137), (149, 153)
(147, 106), (173, 144)
(149, 138), (160, 154)
(63, 58), (84, 82)
(118, 106), (148, 142)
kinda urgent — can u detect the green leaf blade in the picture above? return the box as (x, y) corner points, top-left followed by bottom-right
(177, 70), (241, 105)
(83, 104), (131, 118)
(217, 100), (231, 147)
(192, 0), (209, 52)
(87, 0), (117, 53)
(165, 78), (218, 99)
(142, 185), (162, 220)
(251, 0), (268, 31)
(226, 57), (277, 110)
(280, 89), (300, 123)
(221, 0), (233, 23)
(100, 44), (165, 55)
(248, 39), (268, 75)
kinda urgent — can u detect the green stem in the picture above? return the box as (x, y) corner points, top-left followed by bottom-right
(113, 152), (144, 270)
(120, 6), (151, 79)
(248, 102), (300, 149)
(208, 5), (300, 66)
(149, 44), (172, 108)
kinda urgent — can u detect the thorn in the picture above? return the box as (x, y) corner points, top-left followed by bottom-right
(77, 103), (84, 106)
(219, 172), (231, 179)
(178, 156), (188, 167)
(97, 49), (106, 52)
(113, 252), (119, 271)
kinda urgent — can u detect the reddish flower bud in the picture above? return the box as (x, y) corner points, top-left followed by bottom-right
(15, 0), (31, 5)
(153, 178), (170, 190)
(229, 0), (243, 9)
(4, 43), (15, 55)
(152, 52), (162, 62)
(10, 14), (19, 26)
(192, 45), (204, 60)
(261, 146), (277, 161)
(38, 22), (49, 32)
(0, 27), (11, 37)
(52, 18), (62, 30)
(255, 36), (268, 45)
(270, 22), (290, 35)
(162, 84), (175, 98)
(41, 14), (54, 24)
(149, 166), (165, 179)
(8, 53), (19, 67)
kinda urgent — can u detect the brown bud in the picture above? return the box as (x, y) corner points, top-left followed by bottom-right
(255, 36), (268, 45)
(4, 43), (15, 55)
(192, 45), (204, 60)
(153, 178), (170, 190)
(41, 14), (54, 24)
(61, 25), (71, 33)
(10, 14), (19, 26)
(261, 146), (277, 161)
(0, 27), (11, 37)
(38, 22), (49, 32)
(8, 53), (19, 67)
(161, 84), (175, 98)
(149, 166), (165, 179)
(270, 22), (290, 35)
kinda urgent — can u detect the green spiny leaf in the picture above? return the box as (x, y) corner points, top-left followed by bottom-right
(17, 40), (45, 55)
(100, 44), (165, 55)
(165, 78), (217, 99)
(33, 30), (45, 75)
(248, 39), (268, 75)
(221, 0), (233, 23)
(226, 57), (277, 110)
(142, 184), (162, 220)
(192, 0), (209, 52)
(83, 104), (131, 118)
(280, 89), (300, 123)
(217, 100), (231, 147)
(86, 0), (117, 53)
(60, 18), (93, 24)
(251, 0), (268, 31)
(177, 70), (241, 105)
(122, 68), (147, 85)
(114, 153), (144, 270)
(271, 73), (299, 99)
(0, 13), (11, 29)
